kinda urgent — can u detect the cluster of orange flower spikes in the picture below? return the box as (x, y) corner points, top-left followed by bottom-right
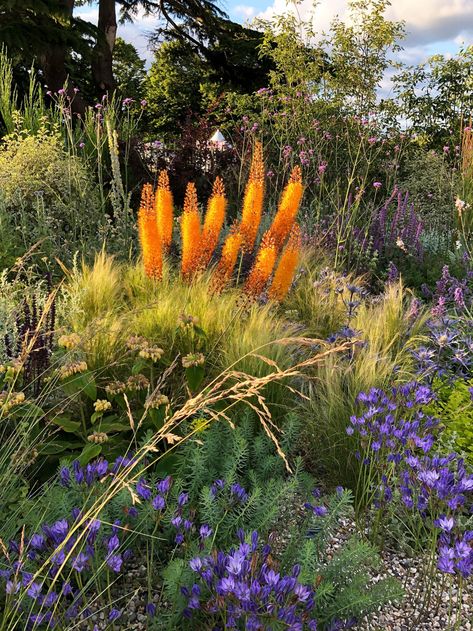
(155, 170), (174, 252)
(181, 182), (202, 279)
(137, 183), (162, 279)
(136, 143), (303, 303)
(240, 141), (265, 250)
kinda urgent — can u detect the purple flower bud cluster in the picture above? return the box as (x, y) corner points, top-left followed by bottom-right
(370, 190), (424, 259)
(425, 264), (473, 316)
(60, 455), (136, 488)
(349, 384), (473, 578)
(0, 509), (129, 628)
(183, 529), (319, 630)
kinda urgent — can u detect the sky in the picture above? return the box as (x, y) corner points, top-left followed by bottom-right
(75, 0), (473, 71)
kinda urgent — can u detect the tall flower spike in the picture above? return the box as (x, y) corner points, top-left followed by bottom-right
(200, 176), (227, 269)
(268, 225), (301, 302)
(181, 182), (201, 279)
(155, 170), (174, 252)
(244, 236), (278, 297)
(240, 141), (265, 251)
(266, 166), (303, 249)
(138, 183), (162, 279)
(213, 227), (243, 291)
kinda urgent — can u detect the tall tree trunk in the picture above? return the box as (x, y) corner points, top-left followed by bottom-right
(92, 0), (117, 94)
(40, 0), (87, 114)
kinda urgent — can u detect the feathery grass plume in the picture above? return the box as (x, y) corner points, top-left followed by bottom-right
(213, 227), (243, 290)
(138, 183), (162, 279)
(268, 225), (301, 302)
(245, 236), (278, 297)
(267, 166), (304, 249)
(155, 170), (174, 252)
(200, 176), (227, 269)
(240, 141), (265, 250)
(181, 182), (202, 278)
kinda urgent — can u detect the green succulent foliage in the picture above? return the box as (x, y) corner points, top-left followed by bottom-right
(176, 411), (310, 499)
(434, 378), (473, 462)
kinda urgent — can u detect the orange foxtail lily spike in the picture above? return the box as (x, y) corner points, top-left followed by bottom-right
(266, 166), (303, 249)
(138, 183), (162, 279)
(244, 236), (278, 297)
(268, 225), (301, 301)
(200, 176), (227, 269)
(240, 141), (265, 251)
(181, 182), (201, 279)
(155, 170), (174, 252)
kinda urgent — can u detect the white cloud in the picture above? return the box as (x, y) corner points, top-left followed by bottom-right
(234, 4), (257, 18)
(258, 0), (473, 45)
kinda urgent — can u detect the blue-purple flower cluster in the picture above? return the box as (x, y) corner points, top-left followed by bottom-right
(183, 529), (319, 630)
(348, 383), (473, 578)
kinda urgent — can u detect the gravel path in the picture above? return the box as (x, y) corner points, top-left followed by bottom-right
(325, 516), (473, 631)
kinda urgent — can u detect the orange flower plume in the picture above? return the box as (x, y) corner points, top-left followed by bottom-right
(240, 141), (265, 251)
(213, 227), (243, 290)
(268, 225), (301, 301)
(138, 183), (162, 279)
(200, 176), (227, 269)
(155, 170), (174, 252)
(244, 236), (278, 297)
(267, 166), (303, 249)
(181, 182), (201, 278)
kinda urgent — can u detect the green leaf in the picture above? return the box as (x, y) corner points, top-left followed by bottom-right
(132, 357), (149, 375)
(61, 371), (96, 400)
(193, 325), (207, 339)
(185, 365), (205, 392)
(11, 402), (44, 419)
(90, 411), (102, 424)
(39, 440), (83, 455)
(50, 416), (81, 433)
(78, 443), (102, 466)
(147, 406), (166, 430)
(99, 420), (131, 433)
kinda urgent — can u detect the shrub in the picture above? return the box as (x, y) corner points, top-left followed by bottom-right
(0, 123), (105, 263)
(434, 378), (473, 463)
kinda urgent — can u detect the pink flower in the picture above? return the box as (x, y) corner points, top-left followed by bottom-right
(368, 137), (378, 144)
(443, 146), (450, 153)
(318, 162), (327, 174)
(373, 181), (382, 189)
